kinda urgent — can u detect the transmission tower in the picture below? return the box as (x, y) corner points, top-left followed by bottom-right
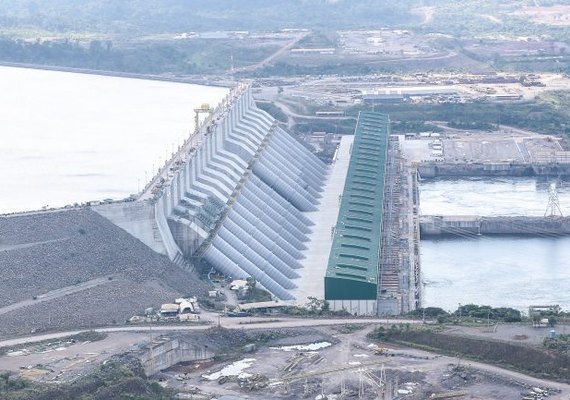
(545, 183), (564, 217)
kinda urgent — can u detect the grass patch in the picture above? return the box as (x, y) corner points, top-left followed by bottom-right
(256, 101), (288, 123)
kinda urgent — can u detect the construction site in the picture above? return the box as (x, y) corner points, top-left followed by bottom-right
(1, 321), (568, 400)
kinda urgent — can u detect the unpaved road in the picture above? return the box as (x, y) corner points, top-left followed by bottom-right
(0, 315), (414, 348)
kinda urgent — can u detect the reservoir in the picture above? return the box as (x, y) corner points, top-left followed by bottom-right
(420, 178), (570, 312)
(0, 66), (228, 213)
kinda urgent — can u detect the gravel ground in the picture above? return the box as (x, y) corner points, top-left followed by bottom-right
(0, 208), (208, 338)
(444, 323), (559, 345)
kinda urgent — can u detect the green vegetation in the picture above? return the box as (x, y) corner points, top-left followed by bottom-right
(292, 119), (357, 136)
(369, 325), (570, 382)
(280, 296), (350, 317)
(0, 372), (31, 398)
(294, 32), (338, 49)
(406, 304), (522, 323)
(367, 92), (570, 138)
(247, 288), (272, 302)
(3, 0), (569, 40)
(454, 304), (522, 323)
(256, 101), (288, 123)
(406, 306), (450, 320)
(391, 121), (443, 133)
(412, 0), (570, 41)
(0, 1), (417, 36)
(332, 324), (366, 334)
(0, 355), (173, 400)
(544, 334), (570, 354)
(0, 37), (277, 75)
(249, 61), (375, 77)
(3, 1), (570, 75)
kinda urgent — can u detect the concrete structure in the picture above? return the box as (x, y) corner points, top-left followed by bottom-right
(377, 135), (421, 315)
(362, 93), (404, 104)
(291, 135), (353, 304)
(420, 215), (570, 236)
(418, 162), (570, 178)
(139, 337), (214, 375)
(98, 85), (329, 301)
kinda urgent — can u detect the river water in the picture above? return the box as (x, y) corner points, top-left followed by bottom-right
(420, 177), (570, 216)
(420, 177), (570, 312)
(0, 66), (228, 213)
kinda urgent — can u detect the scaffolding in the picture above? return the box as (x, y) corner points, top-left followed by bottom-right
(378, 136), (421, 314)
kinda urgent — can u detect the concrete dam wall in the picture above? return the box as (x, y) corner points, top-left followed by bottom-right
(418, 163), (570, 178)
(420, 215), (570, 237)
(97, 84), (328, 301)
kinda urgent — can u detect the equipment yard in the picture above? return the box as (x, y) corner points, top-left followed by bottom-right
(399, 126), (566, 165)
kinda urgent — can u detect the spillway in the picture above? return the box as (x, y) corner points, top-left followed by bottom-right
(107, 85), (329, 300)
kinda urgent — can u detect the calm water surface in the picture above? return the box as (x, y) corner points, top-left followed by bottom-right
(420, 177), (570, 216)
(0, 66), (228, 213)
(420, 178), (570, 311)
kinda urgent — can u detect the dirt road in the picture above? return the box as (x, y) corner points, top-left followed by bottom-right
(0, 315), (415, 348)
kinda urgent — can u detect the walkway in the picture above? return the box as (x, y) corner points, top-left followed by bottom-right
(291, 135), (354, 303)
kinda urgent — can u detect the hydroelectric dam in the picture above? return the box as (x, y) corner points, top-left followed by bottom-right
(4, 81), (570, 338)
(92, 83), (420, 315)
(93, 83), (570, 315)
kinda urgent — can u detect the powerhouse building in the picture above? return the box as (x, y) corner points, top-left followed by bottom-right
(325, 112), (388, 315)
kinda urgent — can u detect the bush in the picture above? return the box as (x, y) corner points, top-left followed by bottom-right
(454, 304), (521, 322)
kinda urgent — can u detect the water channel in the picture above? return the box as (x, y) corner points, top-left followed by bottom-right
(420, 177), (570, 312)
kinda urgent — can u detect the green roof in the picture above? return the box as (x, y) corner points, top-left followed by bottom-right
(325, 112), (389, 300)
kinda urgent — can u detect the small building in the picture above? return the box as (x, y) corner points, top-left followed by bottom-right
(230, 279), (248, 290)
(529, 305), (560, 316)
(160, 303), (180, 318)
(362, 93), (404, 105)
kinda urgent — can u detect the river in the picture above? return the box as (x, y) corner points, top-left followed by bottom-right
(420, 177), (570, 217)
(0, 66), (228, 213)
(420, 177), (570, 312)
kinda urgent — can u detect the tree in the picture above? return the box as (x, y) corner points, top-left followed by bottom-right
(246, 276), (256, 299)
(246, 276), (256, 290)
(306, 296), (329, 315)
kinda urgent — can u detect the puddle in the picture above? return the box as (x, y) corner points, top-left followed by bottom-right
(201, 358), (256, 381)
(271, 341), (331, 351)
(6, 351), (27, 357)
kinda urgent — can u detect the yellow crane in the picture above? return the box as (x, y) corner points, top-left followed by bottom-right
(194, 103), (213, 136)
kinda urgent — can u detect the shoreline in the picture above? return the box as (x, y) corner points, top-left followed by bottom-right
(0, 61), (236, 88)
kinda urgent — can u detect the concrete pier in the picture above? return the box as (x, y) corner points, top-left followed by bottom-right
(418, 162), (570, 178)
(420, 215), (570, 237)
